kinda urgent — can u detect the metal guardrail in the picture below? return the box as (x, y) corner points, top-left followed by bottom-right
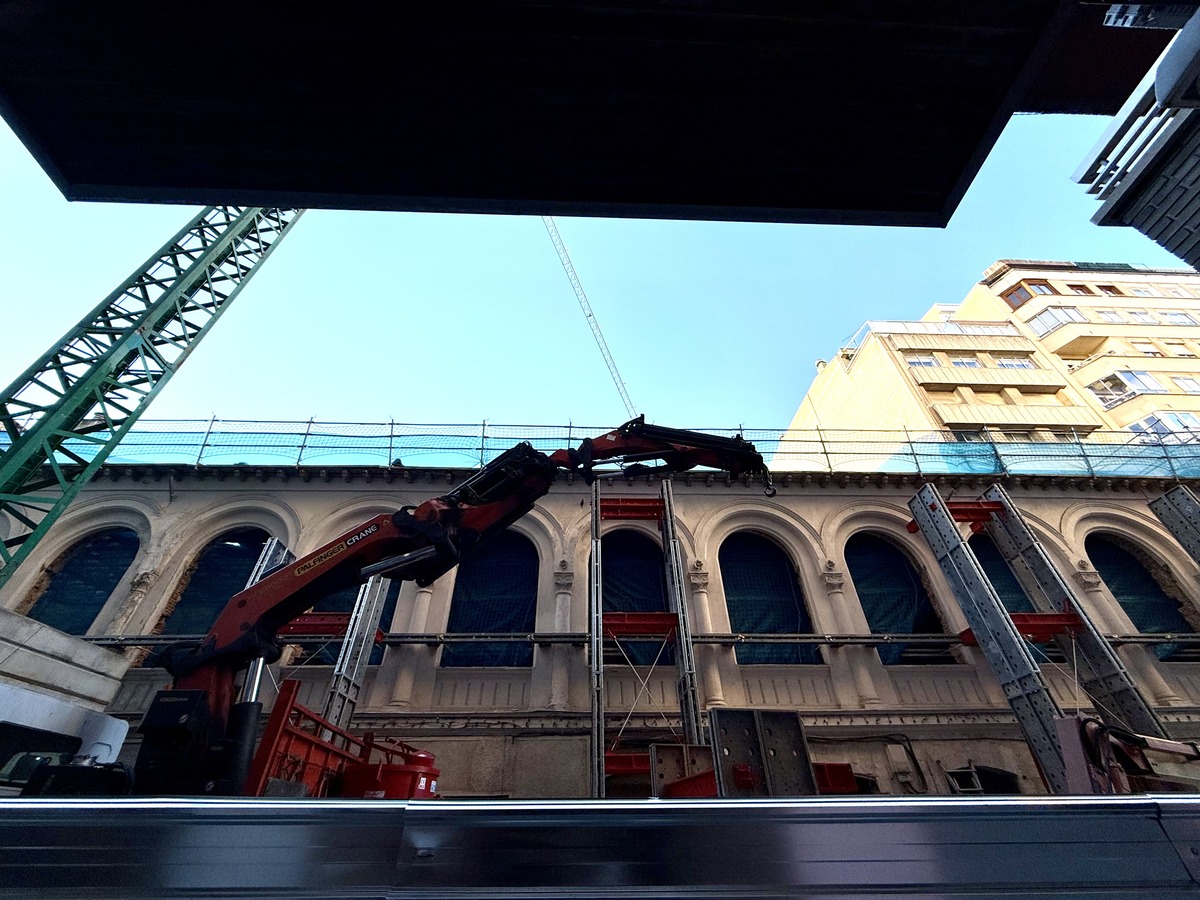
(3, 418), (1200, 479)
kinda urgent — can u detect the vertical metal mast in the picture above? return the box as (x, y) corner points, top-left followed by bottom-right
(661, 478), (702, 745)
(0, 206), (304, 589)
(589, 478), (606, 798)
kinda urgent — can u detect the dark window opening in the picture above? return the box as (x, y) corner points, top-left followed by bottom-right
(1085, 534), (1195, 661)
(718, 531), (820, 664)
(845, 532), (951, 664)
(968, 535), (1034, 614)
(25, 527), (140, 635)
(300, 578), (401, 666)
(159, 527), (271, 636)
(441, 530), (538, 667)
(594, 530), (672, 666)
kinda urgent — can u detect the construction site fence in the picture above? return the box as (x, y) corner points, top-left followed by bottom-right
(6, 419), (1200, 479)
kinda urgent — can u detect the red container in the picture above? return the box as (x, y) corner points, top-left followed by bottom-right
(340, 760), (440, 799)
(660, 769), (718, 798)
(813, 762), (858, 794)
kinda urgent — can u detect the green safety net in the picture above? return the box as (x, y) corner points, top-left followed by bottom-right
(596, 529), (672, 665)
(845, 532), (948, 665)
(718, 532), (820, 664)
(441, 530), (538, 667)
(159, 528), (270, 636)
(1087, 535), (1193, 660)
(26, 528), (140, 634)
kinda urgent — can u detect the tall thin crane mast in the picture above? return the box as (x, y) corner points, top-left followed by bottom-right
(0, 206), (303, 590)
(542, 217), (637, 419)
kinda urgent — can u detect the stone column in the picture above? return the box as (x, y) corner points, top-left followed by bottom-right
(548, 569), (574, 710)
(106, 569), (160, 634)
(822, 569), (878, 709)
(389, 585), (435, 708)
(1073, 568), (1184, 706)
(689, 569), (726, 707)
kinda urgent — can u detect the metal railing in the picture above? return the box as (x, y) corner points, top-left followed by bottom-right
(5, 418), (1200, 480)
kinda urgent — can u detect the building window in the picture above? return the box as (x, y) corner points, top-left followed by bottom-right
(1162, 311), (1197, 326)
(844, 532), (952, 665)
(1166, 340), (1197, 357)
(718, 532), (820, 665)
(905, 354), (937, 368)
(1096, 309), (1124, 324)
(949, 354), (982, 369)
(23, 528), (140, 635)
(595, 530), (670, 665)
(1175, 377), (1200, 394)
(1131, 340), (1163, 356)
(157, 528), (271, 637)
(1004, 285), (1032, 308)
(1131, 411), (1200, 439)
(1085, 534), (1195, 661)
(1163, 286), (1191, 298)
(1027, 281), (1054, 295)
(1027, 306), (1085, 337)
(1129, 310), (1158, 324)
(1088, 371), (1168, 408)
(1068, 284), (1094, 295)
(1129, 286), (1161, 297)
(442, 530), (538, 667)
(993, 355), (1036, 369)
(1098, 285), (1123, 296)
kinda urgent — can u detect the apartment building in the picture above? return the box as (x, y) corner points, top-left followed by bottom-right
(791, 260), (1200, 441)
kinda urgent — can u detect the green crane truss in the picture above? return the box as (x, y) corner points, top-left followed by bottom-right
(0, 206), (304, 590)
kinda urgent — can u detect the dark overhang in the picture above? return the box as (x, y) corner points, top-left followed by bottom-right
(0, 2), (1171, 226)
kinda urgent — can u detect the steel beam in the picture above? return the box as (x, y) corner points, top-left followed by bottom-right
(661, 478), (701, 745)
(909, 483), (1067, 792)
(983, 484), (1165, 737)
(589, 479), (604, 798)
(1152, 485), (1200, 569)
(0, 206), (303, 589)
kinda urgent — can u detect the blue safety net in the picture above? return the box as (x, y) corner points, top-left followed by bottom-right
(845, 532), (949, 664)
(306, 580), (400, 666)
(159, 528), (270, 636)
(26, 528), (140, 634)
(968, 534), (1035, 614)
(595, 529), (672, 665)
(1086, 534), (1194, 660)
(441, 530), (538, 667)
(718, 531), (820, 664)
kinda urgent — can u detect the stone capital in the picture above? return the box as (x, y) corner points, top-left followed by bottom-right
(821, 571), (845, 591)
(1073, 570), (1103, 591)
(553, 570), (574, 591)
(688, 571), (709, 591)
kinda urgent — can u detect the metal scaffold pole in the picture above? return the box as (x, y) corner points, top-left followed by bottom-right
(0, 206), (304, 590)
(661, 478), (702, 745)
(589, 478), (605, 798)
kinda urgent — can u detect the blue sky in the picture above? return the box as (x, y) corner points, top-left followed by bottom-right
(0, 114), (1188, 431)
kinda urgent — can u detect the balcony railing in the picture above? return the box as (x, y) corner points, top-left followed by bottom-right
(4, 418), (1200, 481)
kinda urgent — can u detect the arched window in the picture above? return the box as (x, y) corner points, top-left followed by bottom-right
(159, 527), (271, 635)
(442, 530), (539, 667)
(1085, 533), (1195, 661)
(718, 531), (819, 664)
(596, 529), (670, 665)
(25, 527), (140, 634)
(845, 532), (949, 665)
(968, 534), (1034, 614)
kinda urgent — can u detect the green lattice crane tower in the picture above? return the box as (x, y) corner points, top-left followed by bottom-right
(0, 206), (304, 590)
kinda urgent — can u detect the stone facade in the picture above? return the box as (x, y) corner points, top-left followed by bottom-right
(5, 463), (1200, 798)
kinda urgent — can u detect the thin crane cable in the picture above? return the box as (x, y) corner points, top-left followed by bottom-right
(542, 217), (638, 419)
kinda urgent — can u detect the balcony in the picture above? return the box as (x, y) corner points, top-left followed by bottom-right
(929, 402), (1106, 431)
(909, 367), (1066, 392)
